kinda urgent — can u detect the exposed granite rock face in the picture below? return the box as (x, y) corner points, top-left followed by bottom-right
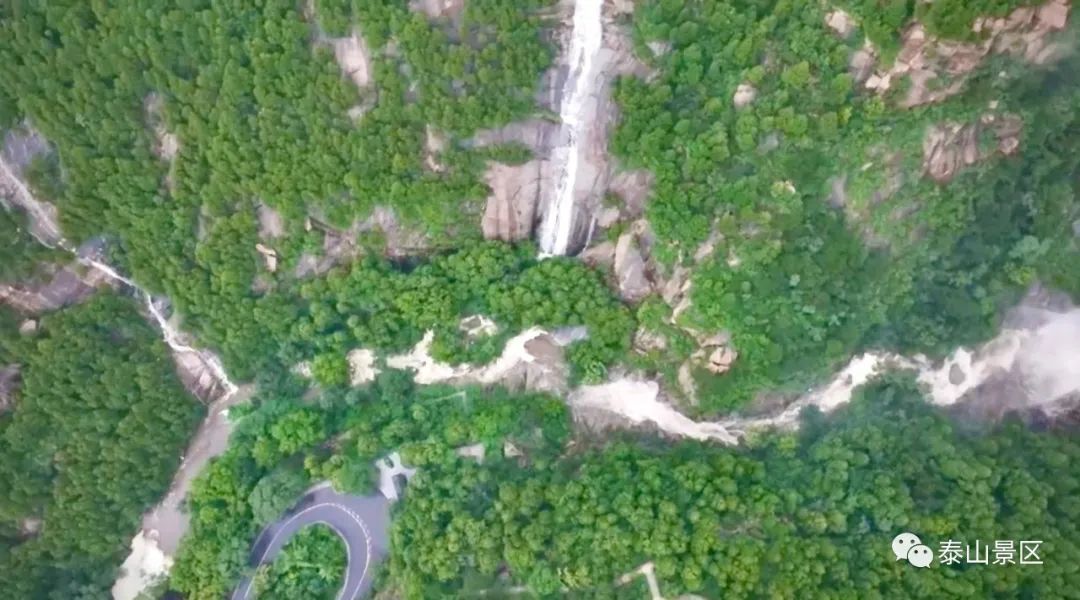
(825, 10), (856, 38)
(607, 169), (654, 219)
(255, 243), (278, 273)
(0, 265), (113, 314)
(849, 46), (876, 83)
(409, 0), (466, 20)
(705, 346), (738, 374)
(2, 128), (64, 247)
(423, 125), (448, 174)
(481, 160), (546, 242)
(469, 119), (559, 153)
(613, 232), (651, 302)
(257, 204), (285, 240)
(633, 327), (667, 353)
(579, 240), (616, 267)
(145, 93), (179, 162)
(865, 1), (1071, 107)
(923, 113), (1022, 182)
(330, 32), (373, 90)
(476, 1), (656, 255)
(733, 83), (757, 109)
(347, 348), (380, 386)
(0, 364), (19, 414)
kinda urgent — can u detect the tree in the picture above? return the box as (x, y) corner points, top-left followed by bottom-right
(249, 468), (309, 526)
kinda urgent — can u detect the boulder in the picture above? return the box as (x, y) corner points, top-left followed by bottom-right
(706, 346), (738, 374)
(579, 241), (616, 267)
(459, 315), (498, 338)
(330, 32), (372, 90)
(1036, 0), (1069, 29)
(733, 83), (757, 109)
(825, 10), (856, 38)
(614, 233), (652, 302)
(255, 243), (278, 272)
(633, 327), (668, 353)
(647, 40), (672, 57)
(347, 348), (380, 386)
(850, 48), (876, 83)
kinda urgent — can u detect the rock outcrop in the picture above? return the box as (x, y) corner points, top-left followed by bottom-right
(478, 1), (656, 255)
(347, 348), (380, 386)
(409, 0), (466, 21)
(330, 32), (373, 90)
(825, 10), (856, 38)
(923, 113), (1022, 182)
(255, 243), (278, 273)
(2, 128), (64, 247)
(257, 204), (285, 240)
(481, 160), (546, 242)
(423, 126), (448, 174)
(0, 265), (113, 314)
(733, 83), (757, 109)
(145, 93), (179, 162)
(0, 364), (19, 414)
(614, 232), (651, 302)
(864, 0), (1071, 107)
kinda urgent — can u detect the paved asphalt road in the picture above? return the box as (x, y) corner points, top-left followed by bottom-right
(232, 485), (390, 600)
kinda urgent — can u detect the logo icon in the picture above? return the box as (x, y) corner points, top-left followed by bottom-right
(893, 532), (934, 568)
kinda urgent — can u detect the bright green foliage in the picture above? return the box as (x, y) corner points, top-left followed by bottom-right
(170, 372), (568, 599)
(0, 0), (559, 383)
(615, 1), (1080, 412)
(387, 378), (1080, 598)
(311, 353), (351, 387)
(0, 295), (202, 599)
(839, 0), (1034, 55)
(249, 468), (310, 527)
(290, 243), (633, 381)
(253, 524), (346, 600)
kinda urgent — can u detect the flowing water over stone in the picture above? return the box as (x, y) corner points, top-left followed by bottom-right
(1, 133), (242, 599)
(537, 0), (605, 256)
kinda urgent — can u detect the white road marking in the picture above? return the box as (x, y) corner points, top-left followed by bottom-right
(236, 501), (373, 600)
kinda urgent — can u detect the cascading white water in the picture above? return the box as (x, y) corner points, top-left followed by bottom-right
(0, 153), (238, 401)
(537, 0), (604, 256)
(77, 257), (239, 401)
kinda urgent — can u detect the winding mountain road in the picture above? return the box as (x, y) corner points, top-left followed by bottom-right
(231, 486), (390, 600)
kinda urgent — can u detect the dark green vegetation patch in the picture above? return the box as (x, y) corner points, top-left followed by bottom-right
(0, 296), (202, 599)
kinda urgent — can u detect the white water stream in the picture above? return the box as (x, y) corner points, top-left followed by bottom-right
(537, 0), (604, 256)
(1, 150), (242, 599)
(0, 153), (238, 402)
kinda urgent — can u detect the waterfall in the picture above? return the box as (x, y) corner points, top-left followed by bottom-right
(537, 0), (605, 256)
(0, 153), (238, 402)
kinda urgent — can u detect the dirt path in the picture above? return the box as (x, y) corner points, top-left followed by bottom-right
(2, 129), (250, 600)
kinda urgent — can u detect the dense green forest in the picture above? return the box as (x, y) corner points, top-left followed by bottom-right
(0, 295), (202, 599)
(2, 0), (1080, 598)
(3, 0), (1075, 415)
(169, 371), (567, 599)
(0, 207), (58, 284)
(615, 0), (1080, 412)
(169, 375), (1080, 598)
(0, 0), (597, 384)
(250, 524), (346, 600)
